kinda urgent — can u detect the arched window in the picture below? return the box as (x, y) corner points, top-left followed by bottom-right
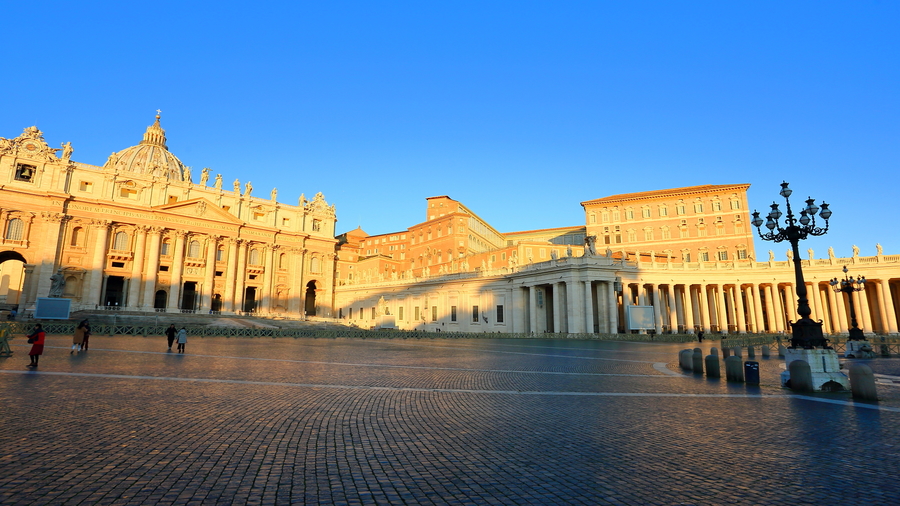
(5, 218), (23, 241)
(216, 246), (226, 262)
(188, 240), (201, 258)
(160, 240), (171, 256)
(70, 226), (83, 246)
(249, 249), (260, 265)
(279, 252), (287, 269)
(113, 231), (128, 250)
(310, 256), (320, 273)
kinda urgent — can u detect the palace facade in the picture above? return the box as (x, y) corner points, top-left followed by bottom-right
(1, 117), (898, 336)
(0, 116), (337, 316)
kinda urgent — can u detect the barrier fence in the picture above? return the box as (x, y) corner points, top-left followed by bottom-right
(1, 322), (897, 354)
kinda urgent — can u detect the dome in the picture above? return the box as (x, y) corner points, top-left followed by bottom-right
(104, 113), (188, 181)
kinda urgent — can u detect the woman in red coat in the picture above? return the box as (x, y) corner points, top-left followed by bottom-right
(27, 324), (45, 368)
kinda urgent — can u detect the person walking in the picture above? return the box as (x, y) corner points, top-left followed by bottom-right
(26, 324), (45, 368)
(80, 319), (92, 350)
(165, 324), (177, 351)
(72, 321), (87, 353)
(176, 327), (187, 353)
(697, 331), (704, 343)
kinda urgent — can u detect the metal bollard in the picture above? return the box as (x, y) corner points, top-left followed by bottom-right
(788, 359), (813, 392)
(849, 364), (878, 401)
(705, 353), (720, 378)
(680, 349), (693, 371)
(692, 348), (704, 374)
(725, 356), (744, 382)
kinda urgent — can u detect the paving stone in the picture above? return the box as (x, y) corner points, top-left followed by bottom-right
(1, 335), (899, 504)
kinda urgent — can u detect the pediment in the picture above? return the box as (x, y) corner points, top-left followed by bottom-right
(154, 198), (244, 224)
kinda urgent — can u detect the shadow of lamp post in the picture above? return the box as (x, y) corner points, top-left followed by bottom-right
(751, 181), (832, 349)
(830, 266), (866, 341)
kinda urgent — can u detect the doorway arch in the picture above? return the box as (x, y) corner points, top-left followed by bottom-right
(0, 251), (27, 307)
(305, 280), (317, 316)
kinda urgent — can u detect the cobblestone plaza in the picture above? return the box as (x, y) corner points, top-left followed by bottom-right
(2, 335), (899, 505)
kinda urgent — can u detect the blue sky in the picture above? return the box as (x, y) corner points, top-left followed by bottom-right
(3, 1), (898, 260)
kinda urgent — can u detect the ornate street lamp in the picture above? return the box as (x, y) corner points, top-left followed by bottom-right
(751, 181), (832, 349)
(829, 266), (866, 341)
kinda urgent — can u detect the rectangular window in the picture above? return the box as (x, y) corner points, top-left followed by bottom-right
(431, 306), (437, 322)
(642, 209), (651, 218)
(737, 249), (748, 260)
(718, 251), (728, 261)
(626, 210), (634, 219)
(451, 306), (457, 322)
(216, 249), (224, 261)
(79, 181), (93, 193)
(282, 218), (290, 226)
(472, 305), (479, 323)
(694, 203), (703, 213)
(496, 305), (504, 323)
(731, 201), (741, 210)
(159, 265), (169, 272)
(14, 164), (36, 182)
(683, 253), (691, 263)
(119, 188), (137, 199)
(371, 307), (376, 319)
(215, 271), (223, 277)
(168, 195), (178, 203)
(398, 306), (404, 320)
(713, 202), (722, 211)
(111, 261), (125, 268)
(659, 207), (667, 216)
(539, 249), (546, 258)
(349, 308), (353, 319)
(677, 205), (685, 215)
(414, 306), (420, 320)
(700, 252), (710, 262)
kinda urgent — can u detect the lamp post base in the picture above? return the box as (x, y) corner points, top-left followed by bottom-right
(789, 318), (829, 349)
(781, 347), (850, 392)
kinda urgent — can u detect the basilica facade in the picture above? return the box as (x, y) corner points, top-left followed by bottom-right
(1, 117), (898, 337)
(0, 116), (337, 317)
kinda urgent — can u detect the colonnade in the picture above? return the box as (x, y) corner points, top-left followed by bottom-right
(622, 279), (899, 335)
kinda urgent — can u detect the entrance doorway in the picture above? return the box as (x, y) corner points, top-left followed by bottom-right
(104, 276), (125, 307)
(243, 286), (257, 313)
(181, 281), (198, 311)
(212, 293), (222, 312)
(305, 281), (317, 316)
(0, 251), (26, 308)
(154, 290), (167, 310)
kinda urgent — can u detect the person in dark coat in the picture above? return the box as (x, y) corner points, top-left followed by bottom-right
(697, 331), (704, 343)
(80, 319), (92, 350)
(27, 324), (45, 368)
(165, 324), (177, 351)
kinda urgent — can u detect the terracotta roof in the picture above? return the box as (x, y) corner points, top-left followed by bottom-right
(580, 184), (750, 206)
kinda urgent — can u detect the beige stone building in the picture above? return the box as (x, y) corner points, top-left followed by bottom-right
(0, 116), (337, 317)
(1, 116), (898, 336)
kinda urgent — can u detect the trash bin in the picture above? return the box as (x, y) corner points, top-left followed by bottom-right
(744, 361), (760, 384)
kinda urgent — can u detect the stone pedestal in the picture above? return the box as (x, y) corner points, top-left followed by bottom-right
(844, 340), (876, 359)
(374, 315), (396, 330)
(780, 348), (850, 392)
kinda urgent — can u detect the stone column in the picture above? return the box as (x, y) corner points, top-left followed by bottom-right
(563, 280), (583, 333)
(714, 285), (728, 335)
(552, 282), (562, 333)
(260, 245), (276, 313)
(21, 264), (38, 307)
(140, 227), (163, 309)
(85, 220), (111, 307)
(784, 283), (796, 325)
(824, 287), (839, 334)
(770, 284), (786, 333)
(607, 281), (618, 333)
(126, 226), (148, 310)
(834, 289), (849, 333)
(201, 235), (219, 312)
(529, 285), (538, 334)
(583, 281), (594, 334)
(697, 284), (710, 333)
(233, 241), (248, 312)
(651, 284), (663, 334)
(682, 285), (695, 333)
(223, 238), (239, 313)
(734, 285), (746, 334)
(33, 213), (65, 300)
(857, 286), (872, 332)
(512, 285), (525, 333)
(809, 282), (824, 326)
(289, 247), (306, 315)
(751, 284), (765, 333)
(166, 231), (187, 311)
(877, 279), (899, 334)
